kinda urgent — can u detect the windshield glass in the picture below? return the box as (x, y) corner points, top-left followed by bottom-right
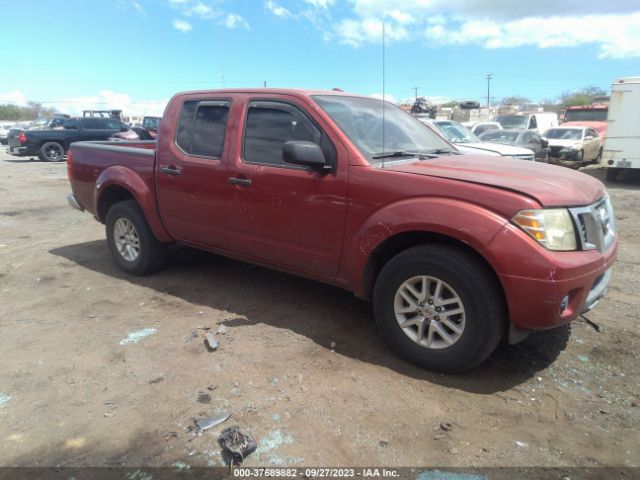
(564, 109), (608, 122)
(434, 121), (480, 143)
(312, 95), (452, 162)
(495, 115), (528, 129)
(479, 131), (520, 143)
(544, 128), (583, 140)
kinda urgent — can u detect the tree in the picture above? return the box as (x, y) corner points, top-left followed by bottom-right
(559, 86), (607, 107)
(502, 96), (531, 106)
(0, 103), (58, 121)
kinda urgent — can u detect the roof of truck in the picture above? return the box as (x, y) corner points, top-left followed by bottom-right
(173, 88), (372, 99)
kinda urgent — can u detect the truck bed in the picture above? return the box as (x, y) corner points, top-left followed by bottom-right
(68, 140), (158, 218)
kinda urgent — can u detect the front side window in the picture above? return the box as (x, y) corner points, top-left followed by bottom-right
(175, 100), (229, 158)
(243, 101), (323, 167)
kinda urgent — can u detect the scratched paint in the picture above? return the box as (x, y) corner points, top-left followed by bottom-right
(0, 393), (11, 407)
(119, 328), (158, 345)
(417, 471), (488, 480)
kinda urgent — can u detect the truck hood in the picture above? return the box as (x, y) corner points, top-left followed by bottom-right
(455, 142), (534, 156)
(562, 121), (607, 135)
(384, 155), (604, 207)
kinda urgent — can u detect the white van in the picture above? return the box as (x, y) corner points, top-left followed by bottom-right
(601, 77), (640, 181)
(494, 112), (558, 134)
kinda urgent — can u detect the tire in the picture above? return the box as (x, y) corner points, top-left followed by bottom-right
(39, 141), (65, 162)
(105, 200), (167, 275)
(373, 244), (506, 373)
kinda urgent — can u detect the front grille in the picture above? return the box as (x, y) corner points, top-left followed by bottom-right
(549, 146), (564, 157)
(569, 196), (616, 252)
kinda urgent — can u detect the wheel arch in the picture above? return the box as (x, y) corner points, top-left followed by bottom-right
(95, 166), (173, 242)
(359, 230), (507, 310)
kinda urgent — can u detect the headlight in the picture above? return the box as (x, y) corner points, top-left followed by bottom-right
(512, 208), (577, 251)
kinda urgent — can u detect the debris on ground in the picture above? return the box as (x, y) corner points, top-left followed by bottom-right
(440, 422), (453, 431)
(580, 315), (602, 332)
(185, 331), (198, 343)
(217, 324), (228, 335)
(218, 425), (257, 465)
(195, 412), (231, 433)
(207, 385), (218, 391)
(205, 332), (219, 351)
(164, 431), (178, 441)
(119, 328), (157, 346)
(197, 393), (212, 404)
(514, 440), (529, 448)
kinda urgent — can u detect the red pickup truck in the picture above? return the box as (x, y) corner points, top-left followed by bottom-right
(66, 89), (617, 373)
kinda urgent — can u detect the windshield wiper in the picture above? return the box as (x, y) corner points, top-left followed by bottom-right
(423, 148), (458, 155)
(372, 150), (423, 159)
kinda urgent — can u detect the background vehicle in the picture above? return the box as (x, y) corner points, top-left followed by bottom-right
(494, 112), (558, 134)
(422, 119), (535, 160)
(601, 77), (640, 181)
(83, 109), (123, 120)
(8, 116), (131, 161)
(110, 127), (154, 141)
(470, 121), (502, 136)
(543, 126), (602, 168)
(142, 116), (162, 139)
(562, 103), (608, 136)
(480, 129), (549, 162)
(66, 88), (616, 373)
(0, 124), (12, 145)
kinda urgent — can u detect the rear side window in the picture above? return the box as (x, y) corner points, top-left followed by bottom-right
(175, 100), (230, 158)
(243, 101), (326, 168)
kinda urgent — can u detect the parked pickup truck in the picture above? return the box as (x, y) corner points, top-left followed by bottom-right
(66, 89), (618, 373)
(9, 116), (131, 161)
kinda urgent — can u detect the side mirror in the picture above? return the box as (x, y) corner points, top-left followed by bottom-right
(283, 141), (329, 170)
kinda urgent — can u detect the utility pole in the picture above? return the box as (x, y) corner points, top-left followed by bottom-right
(412, 87), (419, 102)
(263, 81), (267, 88)
(486, 74), (493, 109)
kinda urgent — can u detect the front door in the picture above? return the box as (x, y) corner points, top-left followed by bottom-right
(226, 98), (348, 277)
(156, 99), (231, 248)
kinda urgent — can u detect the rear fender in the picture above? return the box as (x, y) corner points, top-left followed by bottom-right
(343, 197), (510, 297)
(95, 165), (172, 242)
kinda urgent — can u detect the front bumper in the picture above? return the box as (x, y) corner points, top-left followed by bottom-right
(67, 193), (84, 211)
(487, 220), (617, 332)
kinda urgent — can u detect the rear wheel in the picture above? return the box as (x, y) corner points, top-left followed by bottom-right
(373, 244), (506, 373)
(106, 200), (167, 275)
(39, 141), (65, 162)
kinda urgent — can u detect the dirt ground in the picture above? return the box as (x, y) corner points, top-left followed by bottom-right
(1, 148), (639, 469)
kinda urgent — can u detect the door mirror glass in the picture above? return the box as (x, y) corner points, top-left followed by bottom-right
(283, 141), (328, 170)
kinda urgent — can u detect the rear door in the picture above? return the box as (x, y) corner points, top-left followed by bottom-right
(226, 97), (348, 277)
(156, 98), (231, 248)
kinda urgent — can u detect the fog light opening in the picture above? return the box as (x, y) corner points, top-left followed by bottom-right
(560, 295), (570, 314)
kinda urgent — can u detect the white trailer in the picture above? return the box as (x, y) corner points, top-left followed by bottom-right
(601, 77), (640, 181)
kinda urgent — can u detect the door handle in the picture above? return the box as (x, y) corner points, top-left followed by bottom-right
(228, 177), (252, 186)
(161, 166), (181, 176)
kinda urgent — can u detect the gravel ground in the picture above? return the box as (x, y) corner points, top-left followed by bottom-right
(0, 149), (639, 469)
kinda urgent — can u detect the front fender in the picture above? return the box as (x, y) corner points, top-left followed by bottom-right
(342, 197), (510, 297)
(95, 165), (172, 242)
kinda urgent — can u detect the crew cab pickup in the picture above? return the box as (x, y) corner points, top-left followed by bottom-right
(66, 89), (618, 373)
(9, 116), (131, 161)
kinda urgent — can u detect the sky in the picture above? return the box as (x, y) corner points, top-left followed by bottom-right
(1, 0), (639, 116)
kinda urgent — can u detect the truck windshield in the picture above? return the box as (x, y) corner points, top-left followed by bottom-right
(563, 109), (608, 122)
(494, 115), (529, 129)
(312, 95), (452, 163)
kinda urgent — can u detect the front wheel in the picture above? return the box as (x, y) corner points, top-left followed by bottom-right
(39, 141), (65, 162)
(106, 200), (167, 275)
(373, 244), (506, 373)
